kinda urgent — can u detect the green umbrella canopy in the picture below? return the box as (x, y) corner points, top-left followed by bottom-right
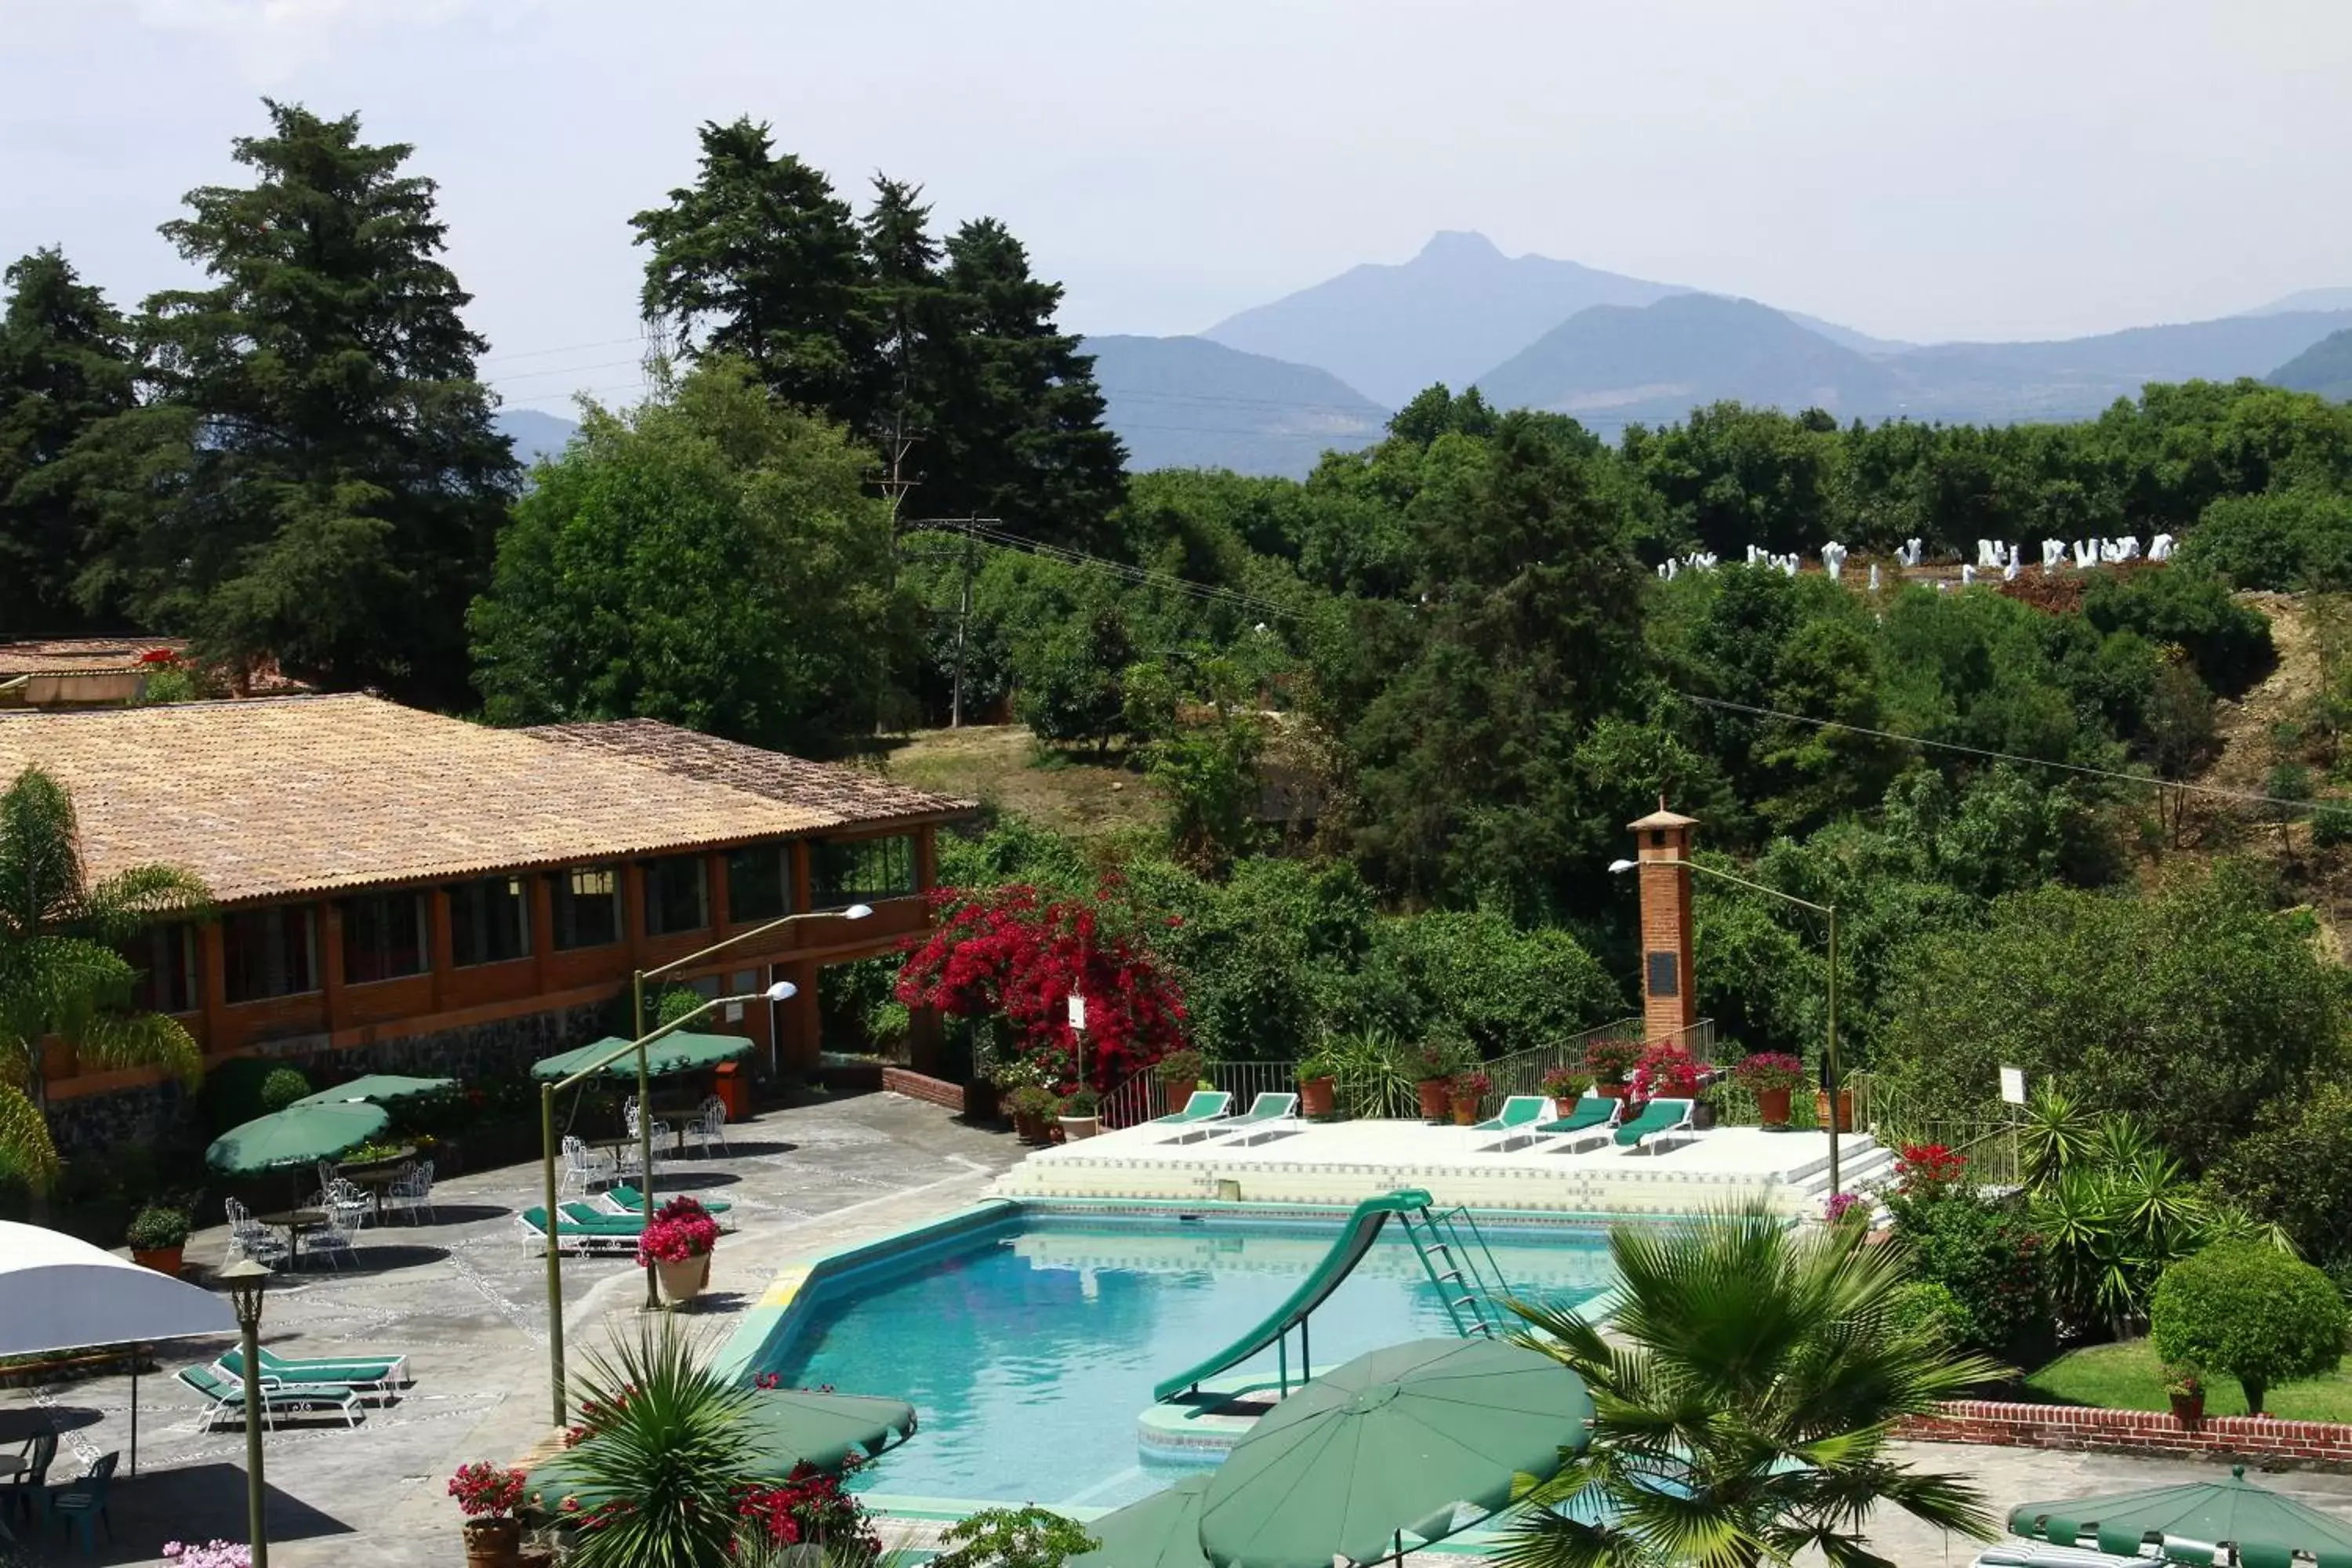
(530, 1032), (754, 1083)
(528, 1387), (918, 1509)
(205, 1103), (390, 1175)
(289, 1074), (456, 1109)
(1199, 1337), (1593, 1568)
(2010, 1465), (2352, 1568)
(1069, 1475), (1214, 1568)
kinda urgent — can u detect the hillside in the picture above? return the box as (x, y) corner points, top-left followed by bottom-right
(494, 407), (579, 468)
(1084, 334), (1388, 478)
(2270, 328), (2352, 401)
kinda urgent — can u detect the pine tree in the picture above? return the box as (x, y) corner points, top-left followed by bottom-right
(0, 249), (136, 636)
(71, 100), (515, 703)
(858, 175), (953, 463)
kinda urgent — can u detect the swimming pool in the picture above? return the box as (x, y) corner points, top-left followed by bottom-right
(753, 1206), (1616, 1509)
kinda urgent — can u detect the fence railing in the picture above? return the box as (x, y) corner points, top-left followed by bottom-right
(1481, 1018), (1715, 1103)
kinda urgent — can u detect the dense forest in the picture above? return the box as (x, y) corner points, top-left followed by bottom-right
(10, 103), (2352, 1285)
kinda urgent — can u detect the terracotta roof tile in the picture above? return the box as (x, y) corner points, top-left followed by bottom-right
(0, 695), (867, 904)
(0, 637), (183, 676)
(525, 720), (975, 828)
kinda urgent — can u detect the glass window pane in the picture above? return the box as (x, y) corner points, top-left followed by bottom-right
(726, 844), (790, 924)
(451, 876), (530, 967)
(551, 866), (621, 950)
(811, 835), (915, 907)
(643, 856), (709, 938)
(343, 892), (428, 984)
(126, 922), (198, 1013)
(225, 906), (318, 1002)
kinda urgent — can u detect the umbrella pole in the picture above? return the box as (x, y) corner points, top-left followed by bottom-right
(131, 1350), (140, 1475)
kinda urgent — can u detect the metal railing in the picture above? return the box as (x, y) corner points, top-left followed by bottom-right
(1480, 1017), (1715, 1102)
(1100, 1058), (1303, 1129)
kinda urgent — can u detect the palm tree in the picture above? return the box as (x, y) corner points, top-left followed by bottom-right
(1500, 1206), (2004, 1568)
(0, 764), (211, 1191)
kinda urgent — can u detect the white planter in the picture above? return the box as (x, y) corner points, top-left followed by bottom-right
(1058, 1115), (1101, 1141)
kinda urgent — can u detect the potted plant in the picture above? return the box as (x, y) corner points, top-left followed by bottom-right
(1296, 1050), (1339, 1120)
(1155, 1050), (1205, 1116)
(448, 1461), (528, 1568)
(1448, 1069), (1493, 1127)
(126, 1204), (191, 1276)
(1411, 1033), (1472, 1120)
(1817, 1079), (1854, 1133)
(1538, 1065), (1588, 1109)
(1733, 1052), (1806, 1128)
(1583, 1036), (1642, 1099)
(635, 1196), (720, 1308)
(1628, 1043), (1701, 1112)
(1005, 1085), (1061, 1145)
(1056, 1087), (1102, 1141)
(2165, 1366), (2205, 1426)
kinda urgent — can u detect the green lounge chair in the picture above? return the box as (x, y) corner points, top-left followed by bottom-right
(599, 1185), (732, 1218)
(1207, 1091), (1301, 1146)
(217, 1346), (408, 1397)
(176, 1365), (364, 1432)
(1613, 1097), (1698, 1154)
(1533, 1094), (1621, 1152)
(1471, 1094), (1554, 1151)
(1150, 1091), (1232, 1126)
(518, 1206), (643, 1255)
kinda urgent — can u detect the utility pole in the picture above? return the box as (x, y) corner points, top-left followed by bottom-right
(950, 521), (978, 728)
(874, 421), (921, 739)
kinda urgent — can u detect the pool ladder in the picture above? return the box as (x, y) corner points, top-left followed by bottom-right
(1399, 1203), (1511, 1339)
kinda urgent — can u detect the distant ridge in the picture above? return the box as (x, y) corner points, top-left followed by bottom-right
(1083, 335), (1388, 478)
(2270, 328), (2352, 401)
(495, 407), (579, 468)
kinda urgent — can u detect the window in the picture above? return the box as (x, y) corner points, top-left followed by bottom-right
(450, 876), (531, 967)
(643, 855), (710, 938)
(224, 906), (319, 1002)
(551, 866), (622, 950)
(811, 834), (915, 907)
(342, 891), (429, 983)
(126, 921), (198, 1014)
(725, 844), (792, 924)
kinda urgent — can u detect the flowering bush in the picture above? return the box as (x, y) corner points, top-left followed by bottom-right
(1895, 1143), (1969, 1200)
(1583, 1036), (1643, 1085)
(1539, 1065), (1588, 1102)
(635, 1196), (720, 1267)
(1733, 1052), (1806, 1094)
(895, 881), (1190, 1094)
(1449, 1069), (1493, 1102)
(163, 1544), (251, 1568)
(1824, 1192), (1868, 1228)
(1628, 1043), (1702, 1107)
(735, 1463), (879, 1555)
(448, 1461), (527, 1519)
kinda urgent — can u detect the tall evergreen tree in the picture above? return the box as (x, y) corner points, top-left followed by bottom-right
(67, 100), (515, 704)
(633, 118), (872, 423)
(0, 249), (136, 636)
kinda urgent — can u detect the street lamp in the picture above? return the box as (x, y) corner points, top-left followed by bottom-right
(1609, 855), (1843, 1197)
(220, 1258), (272, 1568)
(539, 982), (797, 1424)
(626, 902), (872, 1309)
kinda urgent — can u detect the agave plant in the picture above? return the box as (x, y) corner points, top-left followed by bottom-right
(559, 1319), (759, 1568)
(1499, 1205), (2002, 1568)
(2017, 1080), (2098, 1193)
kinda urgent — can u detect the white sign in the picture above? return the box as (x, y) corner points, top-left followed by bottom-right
(1998, 1066), (2027, 1106)
(1067, 993), (1087, 1031)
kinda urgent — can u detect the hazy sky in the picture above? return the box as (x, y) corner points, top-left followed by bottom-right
(5, 0), (2348, 413)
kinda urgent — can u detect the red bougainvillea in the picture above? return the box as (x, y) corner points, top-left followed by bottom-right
(1896, 1143), (1969, 1199)
(1627, 1042), (1703, 1108)
(894, 880), (1189, 1092)
(734, 1463), (877, 1556)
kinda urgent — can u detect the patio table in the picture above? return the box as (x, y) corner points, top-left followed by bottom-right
(256, 1207), (328, 1269)
(336, 1149), (417, 1218)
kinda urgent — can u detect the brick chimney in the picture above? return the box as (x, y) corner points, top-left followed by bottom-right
(1629, 800), (1699, 1044)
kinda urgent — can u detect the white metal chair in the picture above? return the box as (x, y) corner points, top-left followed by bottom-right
(560, 1135), (614, 1194)
(308, 1200), (364, 1269)
(622, 1101), (668, 1171)
(684, 1098), (728, 1159)
(386, 1160), (435, 1224)
(223, 1199), (287, 1266)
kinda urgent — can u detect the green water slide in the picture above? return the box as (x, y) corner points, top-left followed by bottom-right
(1153, 1188), (1504, 1403)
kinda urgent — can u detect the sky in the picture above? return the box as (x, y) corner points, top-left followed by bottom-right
(5, 0), (2349, 415)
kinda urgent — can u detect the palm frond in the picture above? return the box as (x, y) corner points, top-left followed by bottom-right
(0, 1080), (59, 1194)
(82, 863), (214, 942)
(0, 767), (85, 939)
(71, 1008), (201, 1087)
(560, 1319), (758, 1568)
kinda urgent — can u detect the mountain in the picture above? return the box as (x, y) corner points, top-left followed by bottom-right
(2245, 288), (2352, 317)
(1201, 231), (1687, 407)
(1784, 312), (1915, 356)
(1473, 294), (1904, 426)
(1083, 335), (1388, 478)
(495, 408), (579, 468)
(2270, 328), (2352, 401)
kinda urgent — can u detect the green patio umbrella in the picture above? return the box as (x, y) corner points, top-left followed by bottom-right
(2010, 1465), (2352, 1568)
(1198, 1337), (1593, 1568)
(288, 1073), (455, 1109)
(530, 1031), (754, 1083)
(205, 1102), (390, 1175)
(1069, 1475), (1214, 1568)
(528, 1387), (918, 1510)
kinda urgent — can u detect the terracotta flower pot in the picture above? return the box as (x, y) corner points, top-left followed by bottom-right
(1415, 1078), (1452, 1120)
(1755, 1087), (1792, 1128)
(463, 1517), (522, 1568)
(1815, 1087), (1853, 1132)
(2169, 1389), (2205, 1426)
(655, 1253), (708, 1307)
(1450, 1094), (1481, 1127)
(1595, 1082), (1628, 1101)
(1012, 1110), (1053, 1145)
(132, 1245), (184, 1277)
(1298, 1076), (1336, 1119)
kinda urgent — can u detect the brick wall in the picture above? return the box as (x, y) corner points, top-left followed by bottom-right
(882, 1066), (964, 1111)
(1900, 1399), (2352, 1472)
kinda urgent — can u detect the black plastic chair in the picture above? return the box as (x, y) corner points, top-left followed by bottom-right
(0, 1431), (55, 1526)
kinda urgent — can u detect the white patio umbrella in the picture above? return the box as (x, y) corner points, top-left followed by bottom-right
(0, 1221), (236, 1472)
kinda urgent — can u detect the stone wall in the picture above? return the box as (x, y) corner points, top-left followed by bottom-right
(1901, 1399), (2352, 1472)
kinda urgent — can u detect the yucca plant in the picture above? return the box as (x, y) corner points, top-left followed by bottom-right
(2017, 1080), (2098, 1193)
(560, 1320), (759, 1568)
(1499, 1205), (2003, 1568)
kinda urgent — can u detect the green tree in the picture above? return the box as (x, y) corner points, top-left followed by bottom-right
(0, 766), (211, 1192)
(70, 100), (516, 706)
(2150, 1241), (2349, 1414)
(2211, 1082), (2352, 1270)
(1501, 1207), (2000, 1568)
(1144, 660), (1265, 871)
(469, 356), (911, 757)
(0, 249), (136, 635)
(1014, 599), (1135, 754)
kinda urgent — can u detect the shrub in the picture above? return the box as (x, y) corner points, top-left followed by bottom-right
(2082, 564), (2274, 697)
(934, 1506), (1098, 1568)
(1733, 1052), (1806, 1094)
(2150, 1241), (2350, 1414)
(257, 1068), (312, 1114)
(1584, 1036), (1643, 1086)
(1058, 1088), (1100, 1116)
(2211, 1082), (2352, 1270)
(1628, 1043), (1700, 1105)
(1002, 1085), (1060, 1120)
(1888, 1279), (1973, 1351)
(125, 1205), (190, 1250)
(1156, 1049), (1205, 1085)
(1890, 1187), (2051, 1362)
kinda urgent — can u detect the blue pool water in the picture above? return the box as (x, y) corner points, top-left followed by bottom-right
(759, 1211), (1615, 1508)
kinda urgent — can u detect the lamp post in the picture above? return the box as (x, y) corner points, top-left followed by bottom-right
(220, 1258), (272, 1568)
(539, 982), (797, 1424)
(1610, 855), (1842, 1197)
(627, 902), (870, 1310)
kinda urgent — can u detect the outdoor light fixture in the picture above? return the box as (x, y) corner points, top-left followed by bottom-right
(765, 979), (798, 1003)
(841, 902), (875, 920)
(219, 1257), (273, 1568)
(1607, 859), (1638, 874)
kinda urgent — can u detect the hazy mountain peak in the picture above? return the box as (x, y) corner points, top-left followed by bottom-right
(2244, 287), (2352, 318)
(1414, 230), (1505, 263)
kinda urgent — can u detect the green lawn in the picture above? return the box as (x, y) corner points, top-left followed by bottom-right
(2024, 1338), (2352, 1422)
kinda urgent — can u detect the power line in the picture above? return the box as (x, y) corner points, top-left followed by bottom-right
(1677, 691), (2338, 815)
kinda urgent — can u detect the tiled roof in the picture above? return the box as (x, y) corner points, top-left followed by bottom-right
(0, 637), (183, 676)
(0, 695), (923, 905)
(526, 720), (975, 829)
